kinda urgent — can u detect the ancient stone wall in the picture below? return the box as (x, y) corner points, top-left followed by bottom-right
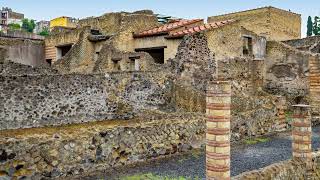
(92, 43), (162, 73)
(78, 11), (159, 53)
(264, 41), (310, 100)
(0, 61), (58, 76)
(205, 22), (266, 61)
(134, 36), (182, 64)
(0, 37), (45, 66)
(45, 27), (88, 63)
(269, 8), (301, 41)
(233, 154), (320, 179)
(0, 114), (205, 179)
(52, 27), (97, 74)
(171, 33), (216, 92)
(0, 70), (176, 130)
(208, 7), (301, 41)
(283, 35), (320, 53)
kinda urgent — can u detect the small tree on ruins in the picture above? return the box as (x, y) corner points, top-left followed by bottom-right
(22, 18), (36, 33)
(313, 16), (320, 36)
(307, 16), (313, 36)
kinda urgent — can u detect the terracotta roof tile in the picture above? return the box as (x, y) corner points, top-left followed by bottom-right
(166, 19), (236, 39)
(133, 19), (203, 38)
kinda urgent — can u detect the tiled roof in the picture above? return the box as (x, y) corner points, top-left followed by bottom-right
(133, 19), (203, 38)
(166, 19), (236, 39)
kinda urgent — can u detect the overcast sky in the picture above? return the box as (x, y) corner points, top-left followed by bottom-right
(1, 0), (320, 37)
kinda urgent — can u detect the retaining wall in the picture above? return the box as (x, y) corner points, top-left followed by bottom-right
(0, 114), (205, 179)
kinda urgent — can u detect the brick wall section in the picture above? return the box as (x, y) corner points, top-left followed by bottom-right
(309, 55), (320, 117)
(206, 81), (231, 180)
(275, 96), (287, 131)
(292, 105), (312, 167)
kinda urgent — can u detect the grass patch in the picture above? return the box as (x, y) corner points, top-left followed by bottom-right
(285, 111), (293, 123)
(245, 137), (270, 145)
(121, 173), (193, 180)
(244, 139), (258, 145)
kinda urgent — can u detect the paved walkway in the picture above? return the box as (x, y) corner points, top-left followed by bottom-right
(85, 126), (320, 179)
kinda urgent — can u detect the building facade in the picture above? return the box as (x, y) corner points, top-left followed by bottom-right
(50, 16), (78, 30)
(35, 20), (50, 34)
(0, 7), (24, 32)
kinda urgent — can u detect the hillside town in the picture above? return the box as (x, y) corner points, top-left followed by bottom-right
(1, 3), (320, 180)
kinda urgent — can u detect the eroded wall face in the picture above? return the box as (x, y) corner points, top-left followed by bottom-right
(283, 36), (320, 53)
(269, 8), (301, 41)
(0, 37), (45, 66)
(206, 23), (243, 61)
(45, 28), (86, 63)
(0, 71), (174, 131)
(134, 36), (182, 64)
(208, 7), (301, 41)
(264, 41), (309, 99)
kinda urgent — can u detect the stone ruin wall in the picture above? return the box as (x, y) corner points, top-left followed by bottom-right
(45, 27), (86, 63)
(0, 113), (205, 179)
(283, 35), (320, 53)
(178, 29), (315, 139)
(78, 10), (159, 53)
(234, 154), (320, 180)
(0, 13), (318, 179)
(207, 7), (301, 41)
(264, 41), (309, 100)
(52, 27), (97, 74)
(0, 67), (179, 131)
(0, 61), (206, 179)
(0, 37), (45, 67)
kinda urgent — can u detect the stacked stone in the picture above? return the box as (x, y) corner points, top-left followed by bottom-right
(292, 104), (312, 167)
(206, 81), (231, 180)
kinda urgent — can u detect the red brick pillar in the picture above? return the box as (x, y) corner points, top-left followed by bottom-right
(292, 104), (312, 167)
(276, 96), (287, 132)
(206, 81), (231, 180)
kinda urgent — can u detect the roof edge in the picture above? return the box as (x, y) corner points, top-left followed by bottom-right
(133, 19), (204, 38)
(208, 6), (301, 20)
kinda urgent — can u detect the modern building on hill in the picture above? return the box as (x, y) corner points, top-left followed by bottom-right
(208, 6), (301, 41)
(50, 16), (78, 30)
(35, 20), (50, 34)
(0, 7), (24, 32)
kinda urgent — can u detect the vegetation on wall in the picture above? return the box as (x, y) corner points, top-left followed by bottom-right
(22, 18), (36, 33)
(8, 23), (21, 31)
(38, 27), (50, 36)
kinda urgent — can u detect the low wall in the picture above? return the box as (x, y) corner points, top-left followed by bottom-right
(0, 113), (205, 179)
(0, 30), (44, 40)
(233, 153), (320, 179)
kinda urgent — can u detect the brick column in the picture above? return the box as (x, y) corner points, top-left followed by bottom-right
(206, 81), (231, 180)
(292, 104), (312, 167)
(276, 96), (286, 132)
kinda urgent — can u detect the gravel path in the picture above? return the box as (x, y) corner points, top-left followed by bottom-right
(85, 126), (320, 179)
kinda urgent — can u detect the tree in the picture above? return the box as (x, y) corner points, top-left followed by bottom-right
(313, 16), (320, 36)
(8, 23), (21, 31)
(38, 27), (49, 36)
(21, 18), (36, 33)
(307, 16), (313, 36)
